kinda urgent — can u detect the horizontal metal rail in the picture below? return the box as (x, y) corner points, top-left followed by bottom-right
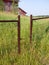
(0, 20), (18, 22)
(32, 17), (49, 20)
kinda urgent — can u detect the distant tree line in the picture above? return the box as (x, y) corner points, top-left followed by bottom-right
(33, 15), (49, 18)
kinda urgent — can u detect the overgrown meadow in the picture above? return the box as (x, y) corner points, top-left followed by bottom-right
(0, 12), (49, 65)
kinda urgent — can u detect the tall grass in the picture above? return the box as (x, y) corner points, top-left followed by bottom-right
(0, 12), (49, 65)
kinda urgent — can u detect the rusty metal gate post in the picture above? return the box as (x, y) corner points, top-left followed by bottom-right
(30, 15), (33, 44)
(18, 15), (20, 54)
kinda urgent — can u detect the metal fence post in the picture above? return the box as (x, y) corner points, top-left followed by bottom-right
(18, 15), (20, 54)
(30, 15), (33, 44)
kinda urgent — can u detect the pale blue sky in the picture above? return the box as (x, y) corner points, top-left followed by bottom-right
(19, 0), (49, 16)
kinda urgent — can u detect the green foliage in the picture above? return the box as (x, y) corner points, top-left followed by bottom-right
(0, 0), (4, 11)
(0, 0), (18, 14)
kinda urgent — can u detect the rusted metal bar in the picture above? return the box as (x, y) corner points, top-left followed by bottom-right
(30, 15), (33, 44)
(32, 17), (49, 20)
(0, 20), (18, 22)
(18, 15), (20, 54)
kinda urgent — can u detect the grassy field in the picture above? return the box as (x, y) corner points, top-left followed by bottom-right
(0, 11), (49, 65)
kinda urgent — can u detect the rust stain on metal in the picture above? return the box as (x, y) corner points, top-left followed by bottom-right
(30, 15), (33, 44)
(18, 15), (20, 54)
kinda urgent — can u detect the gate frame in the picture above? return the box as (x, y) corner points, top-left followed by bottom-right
(30, 15), (49, 44)
(0, 15), (20, 54)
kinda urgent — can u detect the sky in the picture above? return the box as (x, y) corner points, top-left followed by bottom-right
(19, 0), (49, 16)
